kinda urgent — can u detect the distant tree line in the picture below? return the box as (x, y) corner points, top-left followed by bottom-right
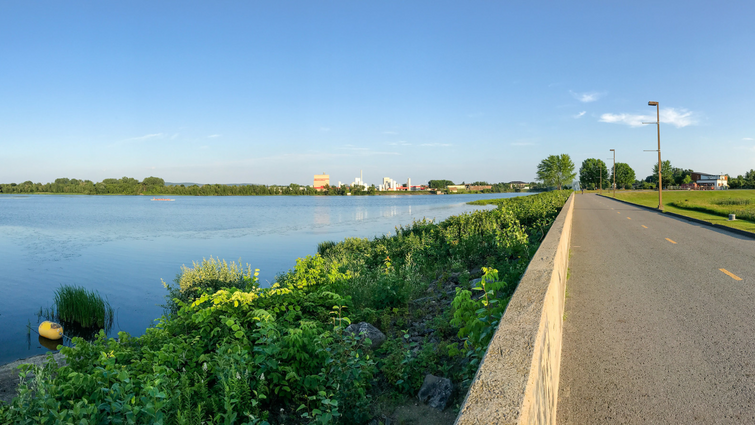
(0, 177), (341, 196)
(426, 179), (542, 193)
(728, 170), (755, 189)
(0, 176), (541, 196)
(576, 158), (755, 190)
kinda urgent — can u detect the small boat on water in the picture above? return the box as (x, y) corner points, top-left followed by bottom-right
(151, 198), (175, 201)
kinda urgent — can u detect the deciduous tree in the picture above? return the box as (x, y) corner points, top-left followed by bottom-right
(611, 163), (636, 189)
(537, 154), (576, 190)
(579, 158), (609, 190)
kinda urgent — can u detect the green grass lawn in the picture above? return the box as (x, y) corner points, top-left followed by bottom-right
(597, 190), (755, 233)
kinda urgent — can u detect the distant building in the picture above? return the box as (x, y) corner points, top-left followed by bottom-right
(314, 173), (330, 190)
(466, 185), (492, 191)
(351, 170), (367, 190)
(379, 177), (402, 191)
(509, 181), (530, 189)
(447, 185), (467, 192)
(690, 172), (728, 190)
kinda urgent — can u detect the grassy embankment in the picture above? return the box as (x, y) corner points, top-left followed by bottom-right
(0, 191), (571, 424)
(598, 190), (755, 233)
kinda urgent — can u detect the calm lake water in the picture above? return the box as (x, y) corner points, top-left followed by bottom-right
(0, 192), (528, 364)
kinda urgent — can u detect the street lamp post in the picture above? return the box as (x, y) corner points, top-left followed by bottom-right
(599, 164), (602, 195)
(610, 149), (616, 197)
(643, 101), (662, 210)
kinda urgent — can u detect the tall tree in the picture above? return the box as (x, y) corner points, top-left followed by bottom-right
(651, 160), (674, 187)
(579, 158), (609, 190)
(611, 163), (636, 189)
(537, 154), (576, 190)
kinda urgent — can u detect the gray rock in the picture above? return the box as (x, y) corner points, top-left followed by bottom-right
(469, 278), (483, 289)
(418, 374), (453, 411)
(344, 322), (386, 349)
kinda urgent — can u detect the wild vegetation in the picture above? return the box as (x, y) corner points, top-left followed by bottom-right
(38, 285), (114, 329)
(671, 197), (755, 222)
(0, 191), (571, 424)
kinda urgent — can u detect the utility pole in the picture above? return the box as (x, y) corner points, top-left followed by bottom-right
(610, 149), (616, 197)
(643, 101), (662, 210)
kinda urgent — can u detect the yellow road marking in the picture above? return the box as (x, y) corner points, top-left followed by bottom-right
(720, 268), (743, 281)
(642, 225), (648, 228)
(617, 212), (621, 214)
(627, 217), (631, 220)
(665, 238), (677, 244)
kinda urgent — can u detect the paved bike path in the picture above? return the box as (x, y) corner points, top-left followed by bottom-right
(558, 194), (755, 424)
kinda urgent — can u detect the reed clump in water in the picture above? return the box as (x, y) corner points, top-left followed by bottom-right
(51, 285), (114, 329)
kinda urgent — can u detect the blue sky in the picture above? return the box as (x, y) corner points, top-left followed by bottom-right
(1, 1), (754, 186)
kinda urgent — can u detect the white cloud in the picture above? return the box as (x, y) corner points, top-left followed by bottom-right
(338, 145), (400, 156)
(131, 133), (163, 141)
(109, 133), (164, 147)
(383, 131), (398, 135)
(599, 107), (697, 128)
(570, 90), (606, 103)
(388, 141), (412, 146)
(743, 137), (753, 141)
(574, 111), (586, 119)
(320, 127), (330, 132)
(420, 143), (452, 147)
(208, 134), (221, 138)
(511, 142), (536, 146)
(599, 113), (646, 127)
(661, 108), (697, 128)
(171, 133), (179, 140)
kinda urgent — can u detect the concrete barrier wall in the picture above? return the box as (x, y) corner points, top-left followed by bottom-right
(455, 193), (575, 425)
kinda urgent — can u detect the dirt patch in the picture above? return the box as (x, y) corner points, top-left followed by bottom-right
(0, 353), (65, 404)
(390, 403), (457, 425)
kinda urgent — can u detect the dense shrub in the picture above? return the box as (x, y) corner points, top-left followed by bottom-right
(0, 191), (571, 424)
(162, 257), (259, 315)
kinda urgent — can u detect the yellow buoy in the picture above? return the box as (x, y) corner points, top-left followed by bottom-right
(38, 321), (64, 340)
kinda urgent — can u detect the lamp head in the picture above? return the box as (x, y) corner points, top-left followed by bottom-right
(648, 101), (659, 106)
(610, 149), (615, 152)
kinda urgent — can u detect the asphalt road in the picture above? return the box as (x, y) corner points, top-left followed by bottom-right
(557, 194), (755, 424)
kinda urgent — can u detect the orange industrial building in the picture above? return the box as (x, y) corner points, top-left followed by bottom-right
(314, 174), (330, 190)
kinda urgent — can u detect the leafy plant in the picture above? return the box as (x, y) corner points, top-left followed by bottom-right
(41, 284), (114, 329)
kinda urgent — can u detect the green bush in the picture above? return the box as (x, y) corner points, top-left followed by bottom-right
(162, 256), (259, 315)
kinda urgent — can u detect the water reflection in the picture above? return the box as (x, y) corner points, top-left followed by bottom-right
(313, 204), (331, 227)
(38, 336), (62, 351)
